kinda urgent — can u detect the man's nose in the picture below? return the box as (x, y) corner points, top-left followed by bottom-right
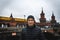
(29, 21), (33, 23)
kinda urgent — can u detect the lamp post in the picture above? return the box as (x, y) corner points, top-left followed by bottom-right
(24, 15), (26, 27)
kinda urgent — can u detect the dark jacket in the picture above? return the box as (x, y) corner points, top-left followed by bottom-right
(21, 25), (46, 40)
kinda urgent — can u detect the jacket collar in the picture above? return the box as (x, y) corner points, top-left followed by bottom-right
(26, 24), (36, 29)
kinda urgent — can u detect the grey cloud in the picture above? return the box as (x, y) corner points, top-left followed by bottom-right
(0, 0), (12, 15)
(0, 0), (60, 22)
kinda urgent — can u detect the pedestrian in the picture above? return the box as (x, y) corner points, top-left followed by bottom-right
(21, 15), (46, 40)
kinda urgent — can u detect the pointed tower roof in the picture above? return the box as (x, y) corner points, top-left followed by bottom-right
(10, 13), (13, 18)
(51, 11), (56, 21)
(51, 11), (55, 17)
(51, 11), (56, 23)
(40, 8), (45, 15)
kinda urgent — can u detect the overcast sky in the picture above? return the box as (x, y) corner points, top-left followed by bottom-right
(0, 0), (60, 22)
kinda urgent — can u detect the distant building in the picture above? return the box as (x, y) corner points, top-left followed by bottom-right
(0, 13), (27, 27)
(0, 9), (58, 27)
(39, 8), (46, 27)
(36, 9), (57, 28)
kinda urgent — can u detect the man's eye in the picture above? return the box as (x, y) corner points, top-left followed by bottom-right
(29, 20), (33, 21)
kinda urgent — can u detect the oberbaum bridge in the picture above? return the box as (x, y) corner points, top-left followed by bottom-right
(0, 9), (60, 40)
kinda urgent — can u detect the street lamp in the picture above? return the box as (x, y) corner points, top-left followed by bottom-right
(24, 15), (26, 27)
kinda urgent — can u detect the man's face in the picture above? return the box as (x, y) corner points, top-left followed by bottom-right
(27, 18), (35, 26)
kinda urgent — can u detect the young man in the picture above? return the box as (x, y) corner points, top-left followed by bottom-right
(21, 15), (46, 40)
